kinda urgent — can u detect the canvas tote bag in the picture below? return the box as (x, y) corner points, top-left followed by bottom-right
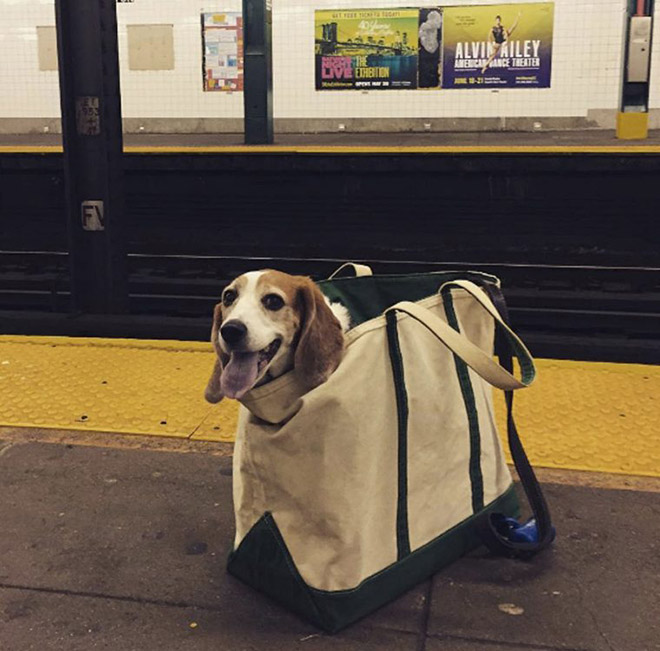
(226, 264), (554, 632)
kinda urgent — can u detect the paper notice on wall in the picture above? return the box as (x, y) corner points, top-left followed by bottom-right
(202, 12), (244, 92)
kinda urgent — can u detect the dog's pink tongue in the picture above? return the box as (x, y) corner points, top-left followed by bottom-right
(220, 352), (260, 399)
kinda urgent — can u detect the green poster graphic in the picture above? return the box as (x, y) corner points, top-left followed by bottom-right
(315, 9), (423, 90)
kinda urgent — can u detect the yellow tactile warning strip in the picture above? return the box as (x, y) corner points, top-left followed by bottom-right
(4, 145), (660, 155)
(0, 336), (238, 443)
(493, 360), (659, 477)
(0, 335), (658, 476)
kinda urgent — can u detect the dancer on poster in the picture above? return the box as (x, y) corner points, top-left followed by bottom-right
(480, 12), (521, 74)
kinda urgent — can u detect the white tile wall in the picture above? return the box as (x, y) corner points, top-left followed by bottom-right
(275, 0), (627, 119)
(0, 0), (61, 118)
(117, 0), (243, 120)
(0, 0), (630, 123)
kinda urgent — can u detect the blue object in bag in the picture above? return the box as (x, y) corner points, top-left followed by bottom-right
(493, 514), (556, 544)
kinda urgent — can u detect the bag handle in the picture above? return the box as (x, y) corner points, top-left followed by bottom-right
(439, 279), (537, 386)
(328, 262), (373, 279)
(384, 285), (535, 391)
(386, 280), (554, 558)
(479, 283), (555, 559)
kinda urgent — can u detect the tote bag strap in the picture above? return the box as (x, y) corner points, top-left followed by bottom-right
(384, 297), (535, 391)
(328, 262), (373, 279)
(385, 281), (554, 558)
(480, 283), (555, 558)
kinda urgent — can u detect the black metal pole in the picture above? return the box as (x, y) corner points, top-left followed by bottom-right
(243, 0), (274, 144)
(55, 0), (128, 314)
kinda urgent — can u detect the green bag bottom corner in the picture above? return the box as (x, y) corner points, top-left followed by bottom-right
(227, 485), (520, 633)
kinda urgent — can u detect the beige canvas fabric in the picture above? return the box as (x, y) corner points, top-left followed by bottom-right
(232, 284), (533, 592)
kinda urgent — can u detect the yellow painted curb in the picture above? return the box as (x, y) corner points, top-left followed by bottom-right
(0, 336), (658, 477)
(3, 144), (660, 155)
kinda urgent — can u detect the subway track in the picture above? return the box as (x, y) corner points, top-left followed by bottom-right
(1, 149), (659, 363)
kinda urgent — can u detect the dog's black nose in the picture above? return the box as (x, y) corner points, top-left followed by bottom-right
(220, 320), (247, 345)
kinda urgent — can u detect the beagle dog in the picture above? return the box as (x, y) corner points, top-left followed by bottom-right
(205, 270), (350, 403)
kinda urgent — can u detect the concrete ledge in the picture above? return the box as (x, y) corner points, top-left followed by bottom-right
(122, 118), (244, 134)
(0, 110), (634, 135)
(0, 118), (62, 135)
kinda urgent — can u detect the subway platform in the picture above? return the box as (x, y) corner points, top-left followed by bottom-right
(3, 128), (660, 152)
(1, 335), (659, 650)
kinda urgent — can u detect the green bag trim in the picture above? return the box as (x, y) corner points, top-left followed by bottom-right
(227, 485), (519, 634)
(499, 325), (536, 385)
(318, 270), (500, 327)
(442, 291), (485, 513)
(385, 310), (411, 561)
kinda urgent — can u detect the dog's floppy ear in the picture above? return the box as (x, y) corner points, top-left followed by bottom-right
(205, 358), (224, 404)
(205, 303), (227, 403)
(294, 277), (345, 390)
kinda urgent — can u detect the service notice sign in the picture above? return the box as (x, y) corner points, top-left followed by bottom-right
(202, 12), (244, 92)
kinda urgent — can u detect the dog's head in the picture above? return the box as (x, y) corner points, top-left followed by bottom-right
(204, 270), (345, 403)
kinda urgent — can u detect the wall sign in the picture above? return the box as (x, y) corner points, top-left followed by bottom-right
(442, 2), (554, 89)
(75, 96), (100, 135)
(202, 12), (244, 92)
(81, 201), (104, 232)
(315, 9), (425, 90)
(315, 3), (554, 91)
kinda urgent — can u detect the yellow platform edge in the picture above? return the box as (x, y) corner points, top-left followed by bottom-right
(0, 335), (658, 477)
(3, 144), (660, 155)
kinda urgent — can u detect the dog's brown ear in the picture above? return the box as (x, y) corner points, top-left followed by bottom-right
(205, 303), (226, 403)
(294, 277), (345, 390)
(205, 358), (224, 403)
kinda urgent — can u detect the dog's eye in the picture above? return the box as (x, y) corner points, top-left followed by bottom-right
(262, 294), (285, 311)
(222, 289), (237, 307)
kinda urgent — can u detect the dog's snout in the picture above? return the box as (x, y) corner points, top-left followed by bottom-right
(221, 319), (248, 345)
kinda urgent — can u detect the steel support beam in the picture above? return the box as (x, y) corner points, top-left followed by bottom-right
(55, 0), (127, 313)
(242, 0), (274, 144)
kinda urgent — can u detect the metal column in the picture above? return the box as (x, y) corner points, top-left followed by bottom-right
(242, 0), (274, 144)
(55, 0), (128, 313)
(618, 0), (655, 138)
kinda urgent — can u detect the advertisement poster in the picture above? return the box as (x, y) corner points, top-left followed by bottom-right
(442, 2), (554, 89)
(418, 8), (443, 88)
(202, 12), (244, 92)
(315, 9), (423, 90)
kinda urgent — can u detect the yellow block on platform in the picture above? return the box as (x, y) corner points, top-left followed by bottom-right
(616, 111), (649, 140)
(0, 336), (236, 441)
(1, 336), (659, 476)
(493, 359), (660, 477)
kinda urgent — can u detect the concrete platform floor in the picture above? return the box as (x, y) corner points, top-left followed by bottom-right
(1, 428), (659, 651)
(3, 129), (660, 149)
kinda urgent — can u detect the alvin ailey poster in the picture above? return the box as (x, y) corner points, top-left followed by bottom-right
(315, 4), (553, 91)
(442, 2), (554, 88)
(202, 12), (244, 91)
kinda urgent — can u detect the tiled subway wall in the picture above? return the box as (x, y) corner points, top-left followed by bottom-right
(0, 0), (644, 132)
